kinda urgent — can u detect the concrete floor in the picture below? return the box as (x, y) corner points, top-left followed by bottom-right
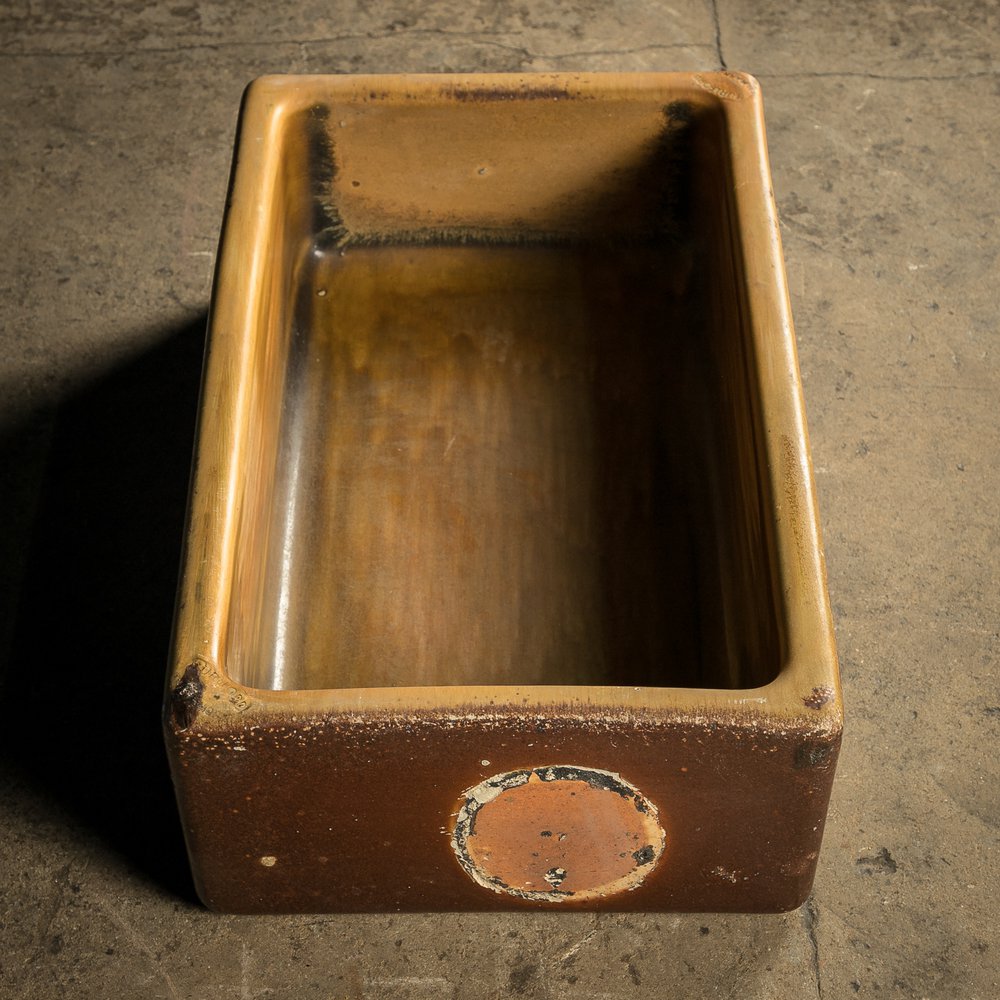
(1, 1), (998, 997)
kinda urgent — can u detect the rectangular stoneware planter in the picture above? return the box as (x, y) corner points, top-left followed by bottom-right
(165, 72), (842, 913)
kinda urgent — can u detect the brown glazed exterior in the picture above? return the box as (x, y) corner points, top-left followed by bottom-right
(166, 709), (838, 913)
(165, 72), (842, 913)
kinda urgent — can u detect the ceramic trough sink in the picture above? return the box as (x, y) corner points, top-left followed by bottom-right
(164, 72), (842, 913)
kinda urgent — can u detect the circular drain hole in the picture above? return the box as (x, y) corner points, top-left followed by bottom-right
(452, 765), (665, 902)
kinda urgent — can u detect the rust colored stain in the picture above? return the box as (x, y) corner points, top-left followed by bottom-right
(452, 766), (665, 902)
(444, 85), (572, 102)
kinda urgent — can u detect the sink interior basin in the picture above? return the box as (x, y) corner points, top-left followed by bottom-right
(221, 83), (782, 692)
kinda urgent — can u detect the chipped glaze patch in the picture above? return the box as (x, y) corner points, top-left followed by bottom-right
(692, 72), (753, 101)
(451, 766), (665, 902)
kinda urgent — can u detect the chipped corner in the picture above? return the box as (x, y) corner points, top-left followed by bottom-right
(164, 656), (256, 735)
(167, 662), (205, 732)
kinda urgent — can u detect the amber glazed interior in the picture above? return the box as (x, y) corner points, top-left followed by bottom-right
(179, 73), (837, 710)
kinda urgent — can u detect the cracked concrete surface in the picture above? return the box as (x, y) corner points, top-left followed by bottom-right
(1, 1), (998, 998)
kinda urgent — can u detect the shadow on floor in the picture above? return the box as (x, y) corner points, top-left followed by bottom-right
(0, 314), (208, 903)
